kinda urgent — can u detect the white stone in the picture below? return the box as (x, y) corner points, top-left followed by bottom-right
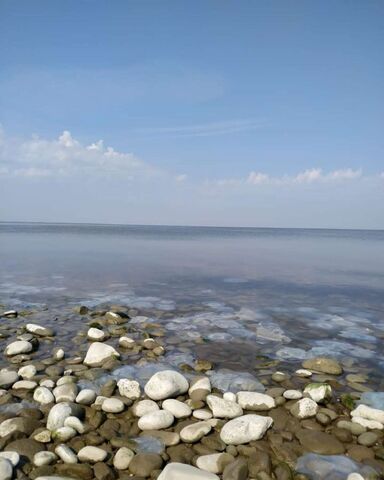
(119, 336), (135, 348)
(220, 414), (273, 445)
(0, 418), (27, 438)
(144, 370), (189, 400)
(113, 447), (135, 470)
(351, 404), (384, 424)
(117, 379), (141, 400)
(26, 323), (53, 336)
(12, 380), (37, 390)
(33, 429), (52, 443)
(78, 446), (107, 463)
(196, 453), (235, 474)
(223, 392), (236, 403)
(162, 399), (192, 418)
(102, 398), (124, 413)
(206, 394), (243, 419)
(237, 392), (275, 411)
(138, 410), (174, 430)
(52, 426), (76, 442)
(189, 377), (211, 399)
(180, 421), (212, 443)
(34, 387), (55, 405)
(0, 458), (12, 480)
(157, 462), (219, 480)
(352, 416), (384, 430)
(295, 369), (312, 377)
(83, 342), (120, 366)
(18, 365), (37, 379)
(303, 383), (332, 403)
(0, 369), (18, 388)
(0, 452), (19, 467)
(55, 444), (78, 464)
(347, 474), (365, 480)
(76, 389), (96, 405)
(132, 399), (160, 417)
(40, 379), (55, 388)
(33, 451), (57, 467)
(290, 398), (319, 419)
(53, 383), (78, 403)
(193, 409), (213, 420)
(87, 327), (106, 341)
(47, 403), (73, 431)
(283, 390), (303, 400)
(53, 348), (65, 360)
(5, 340), (32, 356)
(64, 416), (85, 434)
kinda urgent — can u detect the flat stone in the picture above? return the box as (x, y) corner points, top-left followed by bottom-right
(357, 432), (379, 446)
(101, 397), (124, 413)
(144, 370), (189, 401)
(26, 323), (54, 337)
(5, 340), (32, 356)
(33, 451), (58, 467)
(128, 453), (163, 477)
(83, 342), (120, 367)
(132, 399), (160, 417)
(222, 457), (248, 480)
(206, 395), (243, 419)
(78, 446), (107, 463)
(12, 380), (37, 390)
(237, 392), (275, 411)
(296, 430), (345, 454)
(158, 462), (220, 480)
(0, 369), (19, 388)
(87, 327), (106, 341)
(220, 415), (273, 445)
(302, 357), (343, 375)
(113, 447), (134, 470)
(283, 390), (302, 400)
(162, 399), (192, 418)
(351, 404), (384, 424)
(4, 439), (42, 461)
(180, 421), (212, 443)
(76, 389), (97, 405)
(138, 410), (174, 430)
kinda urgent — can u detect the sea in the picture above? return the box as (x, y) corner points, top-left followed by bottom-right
(1, 222), (383, 387)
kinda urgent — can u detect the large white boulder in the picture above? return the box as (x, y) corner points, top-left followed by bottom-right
(83, 342), (120, 366)
(220, 414), (273, 445)
(157, 462), (219, 480)
(144, 370), (189, 400)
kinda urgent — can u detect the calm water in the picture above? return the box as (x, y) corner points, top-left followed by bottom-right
(1, 223), (384, 382)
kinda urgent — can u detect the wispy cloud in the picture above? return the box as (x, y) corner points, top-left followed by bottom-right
(211, 167), (365, 188)
(133, 119), (265, 138)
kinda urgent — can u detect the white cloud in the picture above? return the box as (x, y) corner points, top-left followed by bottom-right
(0, 128), (158, 179)
(214, 167), (365, 188)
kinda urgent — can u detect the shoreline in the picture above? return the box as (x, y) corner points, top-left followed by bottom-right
(0, 306), (383, 479)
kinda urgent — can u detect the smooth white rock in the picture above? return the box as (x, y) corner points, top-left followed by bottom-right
(40, 379), (55, 388)
(53, 348), (65, 360)
(162, 399), (192, 418)
(347, 474), (365, 480)
(102, 398), (124, 413)
(180, 421), (212, 443)
(78, 446), (107, 463)
(47, 403), (73, 431)
(193, 409), (213, 420)
(117, 379), (141, 400)
(295, 369), (313, 377)
(223, 392), (236, 403)
(206, 394), (243, 419)
(0, 451), (19, 467)
(33, 429), (52, 443)
(87, 327), (106, 341)
(18, 365), (37, 379)
(5, 340), (32, 356)
(237, 392), (275, 411)
(157, 462), (219, 480)
(119, 336), (135, 348)
(0, 418), (28, 438)
(52, 426), (76, 442)
(0, 369), (19, 388)
(351, 404), (384, 424)
(189, 377), (211, 398)
(196, 453), (234, 474)
(220, 414), (273, 445)
(113, 447), (135, 470)
(138, 410), (174, 430)
(0, 459), (12, 480)
(132, 399), (160, 417)
(12, 380), (37, 390)
(144, 370), (189, 401)
(76, 389), (96, 405)
(283, 390), (303, 400)
(55, 444), (78, 464)
(304, 383), (332, 403)
(64, 416), (85, 434)
(26, 323), (53, 336)
(352, 416), (384, 430)
(83, 342), (120, 366)
(290, 398), (319, 419)
(53, 383), (78, 403)
(34, 387), (55, 405)
(33, 451), (57, 467)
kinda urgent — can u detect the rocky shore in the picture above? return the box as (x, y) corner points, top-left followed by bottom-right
(0, 306), (383, 480)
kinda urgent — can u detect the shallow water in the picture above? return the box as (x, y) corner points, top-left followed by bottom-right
(1, 222), (384, 384)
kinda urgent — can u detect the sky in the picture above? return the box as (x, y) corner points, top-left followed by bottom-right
(0, 0), (383, 228)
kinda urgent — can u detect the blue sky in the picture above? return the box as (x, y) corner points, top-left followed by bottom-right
(0, 0), (383, 228)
